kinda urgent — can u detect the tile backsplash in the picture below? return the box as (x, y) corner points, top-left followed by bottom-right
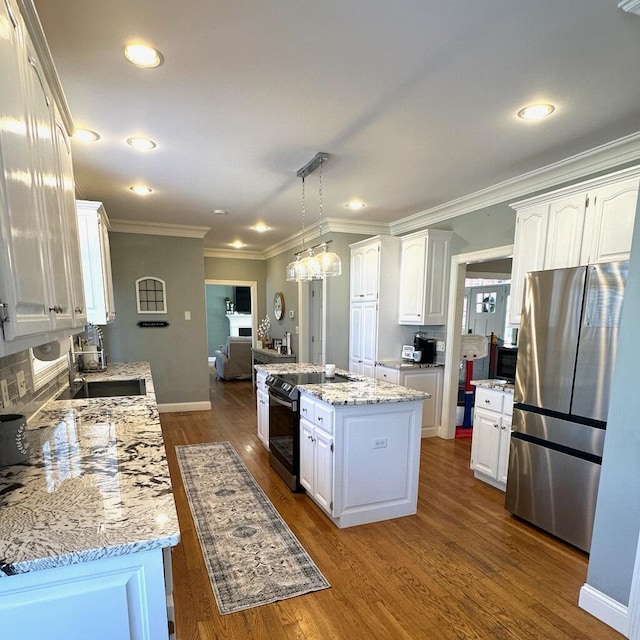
(0, 349), (68, 421)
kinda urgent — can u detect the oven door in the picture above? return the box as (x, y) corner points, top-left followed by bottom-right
(268, 390), (301, 491)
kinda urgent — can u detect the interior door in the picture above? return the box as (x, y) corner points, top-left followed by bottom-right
(309, 280), (323, 364)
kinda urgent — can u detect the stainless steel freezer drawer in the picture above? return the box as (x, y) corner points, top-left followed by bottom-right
(505, 435), (601, 553)
(511, 408), (605, 458)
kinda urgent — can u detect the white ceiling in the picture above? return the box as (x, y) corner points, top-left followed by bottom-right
(33, 0), (640, 254)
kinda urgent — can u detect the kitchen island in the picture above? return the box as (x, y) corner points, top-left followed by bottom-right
(0, 362), (179, 640)
(256, 364), (429, 528)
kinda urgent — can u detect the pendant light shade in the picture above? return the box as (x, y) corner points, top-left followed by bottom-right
(285, 152), (342, 282)
(316, 244), (342, 277)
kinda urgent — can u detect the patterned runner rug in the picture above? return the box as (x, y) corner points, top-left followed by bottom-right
(175, 441), (330, 614)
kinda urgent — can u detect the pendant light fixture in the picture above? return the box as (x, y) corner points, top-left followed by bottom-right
(286, 152), (341, 282)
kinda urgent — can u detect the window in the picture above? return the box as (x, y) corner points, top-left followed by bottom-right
(31, 339), (71, 390)
(136, 277), (167, 314)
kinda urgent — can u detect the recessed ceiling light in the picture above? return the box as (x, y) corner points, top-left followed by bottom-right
(127, 136), (156, 150)
(212, 209), (228, 216)
(517, 103), (555, 120)
(129, 185), (152, 195)
(74, 129), (100, 142)
(230, 241), (245, 249)
(251, 223), (270, 232)
(124, 44), (164, 68)
(346, 201), (366, 210)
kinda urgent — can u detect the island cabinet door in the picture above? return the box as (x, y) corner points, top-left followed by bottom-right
(299, 417), (315, 493)
(313, 428), (334, 514)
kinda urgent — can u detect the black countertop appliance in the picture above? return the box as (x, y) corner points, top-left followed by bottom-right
(413, 334), (436, 364)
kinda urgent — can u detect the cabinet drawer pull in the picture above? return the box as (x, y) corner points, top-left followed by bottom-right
(494, 424), (499, 429)
(485, 399), (491, 403)
(317, 416), (323, 422)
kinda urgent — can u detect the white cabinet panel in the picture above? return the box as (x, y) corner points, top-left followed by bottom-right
(77, 200), (116, 325)
(510, 166), (640, 325)
(509, 204), (549, 325)
(350, 240), (379, 300)
(398, 230), (452, 325)
(470, 386), (513, 491)
(0, 2), (83, 349)
(544, 194), (587, 270)
(0, 548), (170, 640)
(256, 388), (269, 449)
(582, 176), (639, 264)
(349, 236), (403, 375)
(0, 0), (51, 339)
(400, 368), (443, 433)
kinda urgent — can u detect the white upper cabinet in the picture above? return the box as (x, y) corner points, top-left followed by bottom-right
(349, 235), (403, 376)
(544, 194), (588, 270)
(0, 0), (84, 353)
(398, 229), (452, 325)
(76, 200), (116, 325)
(350, 240), (380, 300)
(509, 166), (640, 325)
(581, 175), (640, 264)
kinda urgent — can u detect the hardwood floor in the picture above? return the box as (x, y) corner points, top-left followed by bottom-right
(160, 377), (622, 639)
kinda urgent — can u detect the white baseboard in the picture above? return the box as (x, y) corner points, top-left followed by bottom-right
(579, 583), (629, 637)
(157, 401), (212, 413)
(422, 425), (440, 438)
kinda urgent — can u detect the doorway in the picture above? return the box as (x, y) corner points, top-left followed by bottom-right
(441, 245), (514, 439)
(204, 279), (258, 361)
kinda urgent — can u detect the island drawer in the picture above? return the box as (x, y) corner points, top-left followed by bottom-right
(300, 395), (334, 434)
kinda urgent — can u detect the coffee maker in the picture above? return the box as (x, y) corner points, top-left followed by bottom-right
(413, 333), (436, 364)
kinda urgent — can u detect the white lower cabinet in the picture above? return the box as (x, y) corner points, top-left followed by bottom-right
(300, 415), (334, 514)
(256, 371), (269, 449)
(470, 386), (513, 490)
(0, 548), (171, 640)
(375, 365), (443, 436)
(299, 392), (422, 527)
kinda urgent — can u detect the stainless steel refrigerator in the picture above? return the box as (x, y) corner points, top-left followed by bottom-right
(505, 261), (627, 552)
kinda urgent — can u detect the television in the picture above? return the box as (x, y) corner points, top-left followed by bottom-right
(495, 345), (518, 383)
(234, 286), (251, 314)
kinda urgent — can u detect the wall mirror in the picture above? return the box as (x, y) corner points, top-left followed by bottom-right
(136, 277), (167, 314)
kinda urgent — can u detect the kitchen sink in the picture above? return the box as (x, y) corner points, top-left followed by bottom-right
(56, 379), (147, 400)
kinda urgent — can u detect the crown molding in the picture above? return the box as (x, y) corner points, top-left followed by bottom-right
(204, 248), (265, 260)
(619, 0), (640, 14)
(390, 131), (640, 236)
(17, 1), (74, 134)
(261, 218), (390, 260)
(109, 219), (210, 239)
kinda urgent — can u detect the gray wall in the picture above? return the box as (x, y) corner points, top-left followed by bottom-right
(586, 197), (640, 606)
(104, 233), (209, 406)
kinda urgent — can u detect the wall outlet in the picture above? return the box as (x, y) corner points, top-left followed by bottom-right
(16, 370), (27, 398)
(184, 310), (191, 320)
(373, 437), (388, 449)
(0, 379), (9, 407)
(436, 340), (445, 352)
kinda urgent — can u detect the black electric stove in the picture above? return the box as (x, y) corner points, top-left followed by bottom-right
(265, 371), (351, 491)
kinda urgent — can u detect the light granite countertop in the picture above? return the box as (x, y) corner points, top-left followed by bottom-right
(376, 359), (444, 370)
(255, 363), (430, 405)
(471, 378), (515, 393)
(0, 362), (179, 577)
